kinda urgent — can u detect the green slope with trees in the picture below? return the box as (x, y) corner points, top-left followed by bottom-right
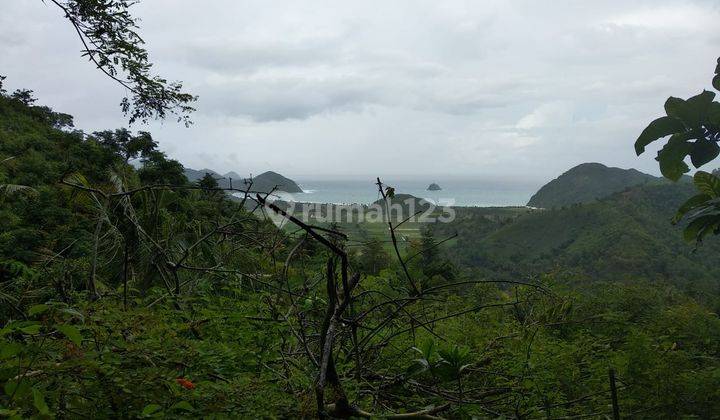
(437, 182), (720, 307)
(527, 162), (660, 208)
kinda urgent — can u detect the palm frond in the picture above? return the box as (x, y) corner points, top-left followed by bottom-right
(0, 183), (37, 196)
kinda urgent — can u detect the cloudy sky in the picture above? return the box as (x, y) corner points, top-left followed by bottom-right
(2, 0), (719, 182)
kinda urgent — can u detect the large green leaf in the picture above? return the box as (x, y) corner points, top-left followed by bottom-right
(634, 116), (685, 155)
(665, 91), (715, 128)
(683, 214), (720, 242)
(708, 102), (720, 125)
(693, 171), (720, 197)
(170, 401), (194, 412)
(665, 97), (689, 124)
(141, 404), (163, 417)
(659, 157), (690, 181)
(690, 139), (720, 167)
(28, 304), (48, 316)
(656, 135), (693, 180)
(32, 388), (51, 416)
(19, 324), (41, 335)
(56, 324), (82, 346)
(673, 193), (712, 223)
(686, 90), (716, 120)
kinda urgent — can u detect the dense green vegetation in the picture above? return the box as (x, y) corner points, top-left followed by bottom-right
(1, 87), (720, 418)
(435, 182), (720, 308)
(526, 162), (660, 208)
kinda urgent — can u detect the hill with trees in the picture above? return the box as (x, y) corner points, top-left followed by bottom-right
(436, 181), (720, 307)
(527, 162), (660, 208)
(184, 168), (303, 193)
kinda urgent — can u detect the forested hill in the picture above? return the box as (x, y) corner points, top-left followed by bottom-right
(527, 162), (659, 208)
(439, 181), (720, 305)
(184, 168), (303, 193)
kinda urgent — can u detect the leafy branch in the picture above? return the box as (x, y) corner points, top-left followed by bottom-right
(636, 57), (720, 243)
(45, 0), (197, 125)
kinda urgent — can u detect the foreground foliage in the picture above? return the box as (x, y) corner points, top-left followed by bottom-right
(636, 57), (720, 245)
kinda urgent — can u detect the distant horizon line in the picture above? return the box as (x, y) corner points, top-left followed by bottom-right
(181, 161), (665, 181)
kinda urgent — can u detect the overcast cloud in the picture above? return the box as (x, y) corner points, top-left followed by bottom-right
(1, 0), (719, 183)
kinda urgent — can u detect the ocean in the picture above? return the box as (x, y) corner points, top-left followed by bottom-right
(271, 177), (541, 207)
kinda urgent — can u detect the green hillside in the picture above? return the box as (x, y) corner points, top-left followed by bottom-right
(253, 171), (303, 193)
(527, 162), (659, 208)
(438, 182), (720, 304)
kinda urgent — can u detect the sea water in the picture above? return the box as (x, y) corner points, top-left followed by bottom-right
(272, 177), (540, 207)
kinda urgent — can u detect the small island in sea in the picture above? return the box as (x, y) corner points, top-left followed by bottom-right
(427, 182), (442, 191)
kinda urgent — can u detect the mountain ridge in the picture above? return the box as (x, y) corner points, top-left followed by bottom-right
(183, 168), (303, 193)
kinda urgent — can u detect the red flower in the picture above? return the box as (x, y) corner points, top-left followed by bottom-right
(176, 378), (195, 390)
